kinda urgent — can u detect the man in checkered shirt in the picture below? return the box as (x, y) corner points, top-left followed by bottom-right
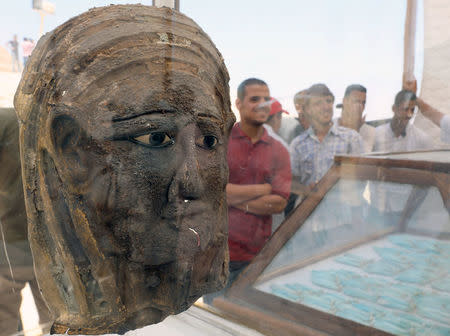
(289, 84), (363, 197)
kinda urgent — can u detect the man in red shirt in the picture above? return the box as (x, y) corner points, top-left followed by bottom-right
(227, 78), (291, 281)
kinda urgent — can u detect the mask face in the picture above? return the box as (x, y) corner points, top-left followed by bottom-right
(15, 5), (234, 334)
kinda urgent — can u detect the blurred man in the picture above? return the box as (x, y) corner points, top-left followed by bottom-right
(227, 78), (291, 279)
(336, 84), (375, 152)
(0, 108), (50, 335)
(416, 98), (450, 143)
(7, 35), (20, 72)
(373, 90), (433, 152)
(283, 90), (309, 215)
(264, 98), (289, 150)
(22, 38), (35, 67)
(289, 84), (362, 196)
(286, 89), (309, 144)
(403, 79), (450, 143)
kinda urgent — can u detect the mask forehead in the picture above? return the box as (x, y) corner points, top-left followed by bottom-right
(83, 72), (220, 117)
(15, 5), (233, 127)
(59, 69), (226, 142)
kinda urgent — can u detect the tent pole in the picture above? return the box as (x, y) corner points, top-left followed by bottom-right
(403, 0), (417, 85)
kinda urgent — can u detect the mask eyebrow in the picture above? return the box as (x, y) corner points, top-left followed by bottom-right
(196, 112), (222, 122)
(112, 109), (176, 122)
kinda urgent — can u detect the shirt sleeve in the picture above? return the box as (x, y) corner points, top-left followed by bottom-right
(415, 127), (434, 150)
(271, 142), (292, 200)
(289, 138), (301, 177)
(372, 126), (383, 152)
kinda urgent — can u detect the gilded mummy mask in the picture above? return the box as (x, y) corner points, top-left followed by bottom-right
(14, 4), (234, 334)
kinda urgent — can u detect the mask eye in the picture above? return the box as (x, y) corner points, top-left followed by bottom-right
(196, 135), (219, 150)
(131, 132), (174, 148)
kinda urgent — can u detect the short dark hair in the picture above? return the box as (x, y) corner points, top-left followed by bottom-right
(394, 90), (416, 106)
(304, 83), (334, 107)
(237, 78), (268, 100)
(293, 89), (307, 106)
(344, 84), (366, 97)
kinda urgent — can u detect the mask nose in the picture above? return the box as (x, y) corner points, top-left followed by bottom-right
(177, 160), (203, 201)
(167, 127), (205, 202)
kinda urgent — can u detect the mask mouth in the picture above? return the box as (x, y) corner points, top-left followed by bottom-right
(128, 224), (222, 266)
(160, 200), (210, 221)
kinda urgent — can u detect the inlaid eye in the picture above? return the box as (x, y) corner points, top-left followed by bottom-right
(196, 135), (218, 150)
(131, 132), (174, 148)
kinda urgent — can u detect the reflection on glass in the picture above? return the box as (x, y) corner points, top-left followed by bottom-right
(260, 179), (409, 277)
(255, 179), (450, 336)
(408, 187), (450, 234)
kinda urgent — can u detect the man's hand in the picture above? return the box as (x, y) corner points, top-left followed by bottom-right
(359, 114), (366, 131)
(290, 179), (314, 197)
(415, 98), (444, 127)
(235, 194), (287, 215)
(226, 183), (272, 206)
(403, 77), (417, 94)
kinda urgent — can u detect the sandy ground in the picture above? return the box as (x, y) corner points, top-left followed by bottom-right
(0, 46), (13, 72)
(0, 71), (21, 108)
(0, 45), (22, 107)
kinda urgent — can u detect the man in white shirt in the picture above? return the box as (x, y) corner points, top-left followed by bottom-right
(283, 90), (309, 144)
(441, 115), (450, 143)
(415, 98), (450, 144)
(402, 79), (450, 143)
(373, 90), (433, 152)
(336, 84), (375, 153)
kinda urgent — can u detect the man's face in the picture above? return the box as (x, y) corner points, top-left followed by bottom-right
(343, 90), (366, 120)
(236, 84), (271, 126)
(393, 99), (415, 129)
(305, 95), (334, 127)
(295, 101), (310, 130)
(61, 67), (230, 313)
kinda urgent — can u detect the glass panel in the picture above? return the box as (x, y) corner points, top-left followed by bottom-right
(256, 233), (450, 336)
(259, 179), (411, 277)
(407, 186), (450, 234)
(370, 151), (450, 163)
(255, 180), (450, 336)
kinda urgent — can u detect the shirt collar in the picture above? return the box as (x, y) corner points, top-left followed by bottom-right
(306, 122), (339, 140)
(389, 121), (411, 138)
(329, 122), (341, 135)
(232, 122), (271, 144)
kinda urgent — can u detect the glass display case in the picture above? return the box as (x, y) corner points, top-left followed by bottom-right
(215, 151), (450, 336)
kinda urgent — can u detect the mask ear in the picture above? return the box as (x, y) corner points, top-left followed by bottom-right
(50, 114), (92, 186)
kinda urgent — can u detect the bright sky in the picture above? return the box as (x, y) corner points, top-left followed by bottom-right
(0, 0), (423, 120)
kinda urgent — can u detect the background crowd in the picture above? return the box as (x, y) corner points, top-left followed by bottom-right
(207, 77), (450, 303)
(6, 34), (35, 72)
